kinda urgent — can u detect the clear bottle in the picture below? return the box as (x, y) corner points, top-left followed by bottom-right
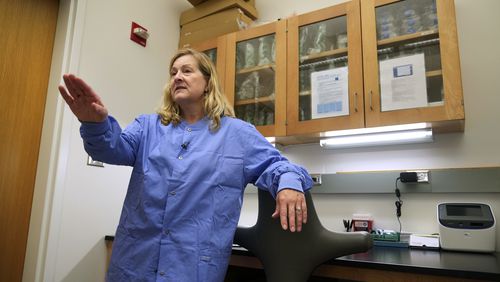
(265, 111), (274, 125)
(378, 12), (398, 39)
(244, 42), (256, 68)
(401, 3), (422, 35)
(422, 1), (438, 31)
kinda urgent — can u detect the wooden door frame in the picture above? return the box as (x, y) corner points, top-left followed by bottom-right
(23, 1), (88, 281)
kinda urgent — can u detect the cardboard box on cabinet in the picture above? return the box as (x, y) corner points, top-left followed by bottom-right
(186, 0), (255, 6)
(179, 8), (253, 48)
(181, 0), (257, 26)
(186, 0), (208, 6)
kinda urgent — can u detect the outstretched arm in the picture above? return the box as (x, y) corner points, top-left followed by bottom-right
(59, 74), (139, 166)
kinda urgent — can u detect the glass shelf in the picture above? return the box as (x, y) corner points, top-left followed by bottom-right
(300, 47), (348, 64)
(234, 95), (275, 106)
(377, 29), (438, 47)
(236, 64), (275, 75)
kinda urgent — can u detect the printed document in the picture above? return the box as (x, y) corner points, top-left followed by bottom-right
(379, 53), (427, 111)
(311, 66), (349, 119)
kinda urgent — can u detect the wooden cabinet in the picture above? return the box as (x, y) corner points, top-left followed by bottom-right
(225, 20), (288, 137)
(193, 0), (464, 141)
(361, 0), (464, 131)
(285, 0), (463, 139)
(286, 0), (365, 136)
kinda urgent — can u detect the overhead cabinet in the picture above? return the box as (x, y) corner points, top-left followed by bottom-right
(189, 0), (464, 142)
(286, 0), (364, 137)
(360, 0), (464, 131)
(225, 20), (288, 137)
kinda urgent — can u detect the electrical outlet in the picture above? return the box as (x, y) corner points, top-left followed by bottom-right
(407, 170), (430, 183)
(87, 155), (104, 167)
(310, 174), (322, 186)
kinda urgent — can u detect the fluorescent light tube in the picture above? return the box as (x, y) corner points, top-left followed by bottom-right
(265, 137), (276, 143)
(322, 123), (429, 137)
(320, 128), (433, 149)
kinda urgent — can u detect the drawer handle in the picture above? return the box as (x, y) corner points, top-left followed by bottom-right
(354, 92), (358, 112)
(369, 90), (374, 111)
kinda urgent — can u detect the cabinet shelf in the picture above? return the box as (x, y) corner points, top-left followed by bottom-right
(426, 70), (442, 77)
(235, 95), (275, 106)
(300, 47), (348, 64)
(299, 90), (311, 97)
(377, 29), (439, 48)
(237, 64), (275, 75)
(428, 101), (445, 107)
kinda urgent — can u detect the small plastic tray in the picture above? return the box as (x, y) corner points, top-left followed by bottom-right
(371, 231), (400, 242)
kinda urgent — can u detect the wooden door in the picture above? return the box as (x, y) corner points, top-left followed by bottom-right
(0, 0), (59, 281)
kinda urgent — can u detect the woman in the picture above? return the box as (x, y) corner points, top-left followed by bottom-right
(58, 48), (313, 281)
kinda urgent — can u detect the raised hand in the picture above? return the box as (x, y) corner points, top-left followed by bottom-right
(58, 74), (108, 122)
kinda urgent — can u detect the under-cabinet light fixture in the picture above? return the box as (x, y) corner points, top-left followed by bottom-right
(266, 136), (284, 151)
(319, 123), (433, 149)
(265, 137), (276, 144)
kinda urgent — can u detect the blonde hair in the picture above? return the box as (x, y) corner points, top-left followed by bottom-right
(157, 48), (235, 131)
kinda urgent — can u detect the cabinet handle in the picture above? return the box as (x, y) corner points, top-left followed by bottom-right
(369, 90), (374, 111)
(354, 92), (358, 112)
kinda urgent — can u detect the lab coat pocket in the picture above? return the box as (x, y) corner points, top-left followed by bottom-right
(219, 156), (244, 189)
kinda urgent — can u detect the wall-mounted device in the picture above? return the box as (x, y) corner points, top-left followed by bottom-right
(87, 155), (104, 167)
(438, 203), (496, 252)
(310, 174), (322, 186)
(130, 22), (149, 47)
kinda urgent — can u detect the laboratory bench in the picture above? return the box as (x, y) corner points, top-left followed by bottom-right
(228, 245), (500, 282)
(104, 236), (500, 281)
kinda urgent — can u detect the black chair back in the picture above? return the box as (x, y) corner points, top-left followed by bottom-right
(234, 189), (373, 282)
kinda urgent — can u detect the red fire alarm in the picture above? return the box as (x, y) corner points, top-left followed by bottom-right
(130, 22), (149, 47)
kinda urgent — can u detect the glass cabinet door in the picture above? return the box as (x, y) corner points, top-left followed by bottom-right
(362, 0), (464, 128)
(190, 36), (228, 92)
(203, 48), (217, 64)
(225, 21), (287, 137)
(287, 1), (364, 136)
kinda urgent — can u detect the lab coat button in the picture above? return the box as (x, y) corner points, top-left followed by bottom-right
(187, 127), (192, 132)
(178, 155), (183, 160)
(159, 271), (165, 276)
(169, 191), (176, 196)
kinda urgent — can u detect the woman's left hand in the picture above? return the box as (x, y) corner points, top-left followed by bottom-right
(272, 189), (307, 232)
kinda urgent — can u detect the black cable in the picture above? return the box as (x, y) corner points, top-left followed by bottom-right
(395, 177), (403, 234)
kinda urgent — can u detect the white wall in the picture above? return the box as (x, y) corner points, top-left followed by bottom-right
(30, 0), (500, 281)
(239, 0), (500, 247)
